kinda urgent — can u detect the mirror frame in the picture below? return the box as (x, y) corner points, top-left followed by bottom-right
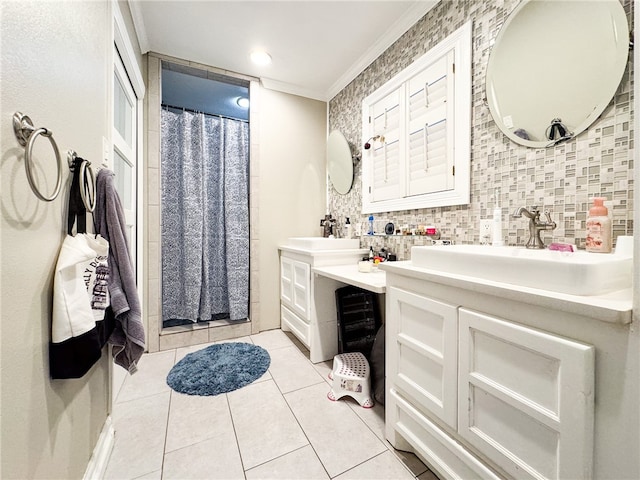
(327, 130), (354, 194)
(486, 0), (630, 148)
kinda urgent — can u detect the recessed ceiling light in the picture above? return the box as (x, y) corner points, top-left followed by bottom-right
(237, 97), (250, 108)
(250, 50), (272, 66)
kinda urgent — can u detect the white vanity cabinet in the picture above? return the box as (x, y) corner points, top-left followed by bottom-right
(382, 261), (637, 480)
(279, 244), (366, 363)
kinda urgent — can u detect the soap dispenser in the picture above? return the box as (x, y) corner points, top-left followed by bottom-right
(345, 217), (352, 239)
(586, 197), (612, 253)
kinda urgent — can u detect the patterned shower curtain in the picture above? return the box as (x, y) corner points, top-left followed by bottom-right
(161, 108), (249, 324)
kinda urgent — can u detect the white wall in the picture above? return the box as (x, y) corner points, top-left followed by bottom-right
(1, 2), (116, 478)
(258, 88), (327, 330)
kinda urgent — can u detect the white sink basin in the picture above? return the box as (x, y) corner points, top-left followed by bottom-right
(411, 245), (632, 296)
(286, 237), (360, 251)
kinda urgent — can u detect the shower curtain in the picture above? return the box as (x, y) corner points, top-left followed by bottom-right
(161, 108), (249, 324)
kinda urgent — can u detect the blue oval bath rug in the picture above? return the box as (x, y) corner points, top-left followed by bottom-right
(167, 342), (270, 396)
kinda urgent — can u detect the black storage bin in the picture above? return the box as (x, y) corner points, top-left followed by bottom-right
(335, 285), (381, 358)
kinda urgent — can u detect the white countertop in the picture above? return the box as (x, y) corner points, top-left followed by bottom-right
(380, 261), (633, 324)
(312, 264), (386, 293)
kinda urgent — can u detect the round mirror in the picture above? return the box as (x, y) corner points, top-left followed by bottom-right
(327, 130), (353, 194)
(486, 0), (629, 148)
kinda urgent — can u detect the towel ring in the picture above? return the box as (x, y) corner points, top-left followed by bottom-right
(13, 112), (62, 202)
(79, 158), (96, 213)
(67, 151), (96, 213)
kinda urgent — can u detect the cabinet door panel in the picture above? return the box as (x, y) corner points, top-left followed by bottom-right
(388, 287), (458, 428)
(292, 260), (311, 319)
(280, 256), (294, 307)
(458, 308), (595, 480)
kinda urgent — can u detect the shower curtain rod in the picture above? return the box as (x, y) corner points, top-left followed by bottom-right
(162, 103), (249, 123)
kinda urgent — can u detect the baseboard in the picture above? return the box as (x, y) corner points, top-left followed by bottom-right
(83, 415), (115, 480)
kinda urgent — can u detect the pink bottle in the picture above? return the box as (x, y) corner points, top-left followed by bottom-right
(585, 197), (612, 253)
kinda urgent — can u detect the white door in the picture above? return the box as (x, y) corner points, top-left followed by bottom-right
(111, 47), (138, 404)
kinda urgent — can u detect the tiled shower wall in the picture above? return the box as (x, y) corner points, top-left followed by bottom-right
(329, 0), (634, 260)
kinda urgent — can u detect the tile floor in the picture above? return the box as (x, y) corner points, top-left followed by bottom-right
(104, 329), (440, 480)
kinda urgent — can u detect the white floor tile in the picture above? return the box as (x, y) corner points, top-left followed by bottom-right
(174, 341), (216, 363)
(173, 336), (253, 363)
(228, 379), (308, 469)
(268, 345), (325, 393)
(132, 470), (161, 480)
(393, 449), (430, 477)
(334, 450), (416, 480)
(116, 350), (176, 403)
(245, 445), (329, 480)
(418, 468), (441, 480)
(105, 329), (437, 480)
(165, 391), (234, 453)
(215, 335), (253, 344)
(347, 400), (386, 441)
(312, 360), (334, 384)
(250, 329), (295, 351)
(104, 392), (170, 480)
(162, 435), (244, 479)
(285, 383), (387, 477)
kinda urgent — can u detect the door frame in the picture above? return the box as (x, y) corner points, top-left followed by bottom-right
(110, 1), (145, 410)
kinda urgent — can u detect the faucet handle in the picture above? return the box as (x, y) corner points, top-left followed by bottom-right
(544, 210), (554, 223)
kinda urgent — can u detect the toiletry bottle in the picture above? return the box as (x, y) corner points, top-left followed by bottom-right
(345, 217), (352, 239)
(369, 246), (374, 261)
(492, 205), (503, 246)
(368, 215), (374, 235)
(586, 197), (612, 253)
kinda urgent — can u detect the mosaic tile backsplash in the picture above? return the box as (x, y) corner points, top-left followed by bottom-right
(328, 0), (634, 261)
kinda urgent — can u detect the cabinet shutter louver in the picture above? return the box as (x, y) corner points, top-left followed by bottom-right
(361, 22), (471, 213)
(407, 53), (454, 196)
(370, 88), (402, 202)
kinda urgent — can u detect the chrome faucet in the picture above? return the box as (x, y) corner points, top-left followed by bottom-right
(512, 206), (557, 249)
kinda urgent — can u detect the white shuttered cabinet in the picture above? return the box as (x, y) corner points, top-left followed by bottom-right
(362, 22), (471, 213)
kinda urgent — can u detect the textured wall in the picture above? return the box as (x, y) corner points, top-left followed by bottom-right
(329, 0), (634, 260)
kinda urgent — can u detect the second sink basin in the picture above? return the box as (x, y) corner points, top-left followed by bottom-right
(286, 237), (360, 250)
(410, 244), (632, 295)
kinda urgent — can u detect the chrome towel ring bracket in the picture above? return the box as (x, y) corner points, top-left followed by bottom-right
(12, 112), (62, 202)
(67, 151), (96, 213)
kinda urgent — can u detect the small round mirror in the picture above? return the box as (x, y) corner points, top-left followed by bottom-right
(327, 130), (353, 194)
(486, 0), (629, 147)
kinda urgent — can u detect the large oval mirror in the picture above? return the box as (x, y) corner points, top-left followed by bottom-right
(486, 0), (629, 148)
(327, 130), (353, 194)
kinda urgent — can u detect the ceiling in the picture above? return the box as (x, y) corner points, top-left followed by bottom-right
(129, 1), (439, 102)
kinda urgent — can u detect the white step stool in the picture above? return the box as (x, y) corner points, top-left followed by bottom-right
(327, 352), (374, 408)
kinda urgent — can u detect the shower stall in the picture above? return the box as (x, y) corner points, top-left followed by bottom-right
(160, 62), (250, 329)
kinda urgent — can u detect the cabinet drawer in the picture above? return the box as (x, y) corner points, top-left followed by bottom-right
(390, 388), (502, 480)
(281, 305), (310, 348)
(458, 308), (594, 480)
(387, 287), (458, 428)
